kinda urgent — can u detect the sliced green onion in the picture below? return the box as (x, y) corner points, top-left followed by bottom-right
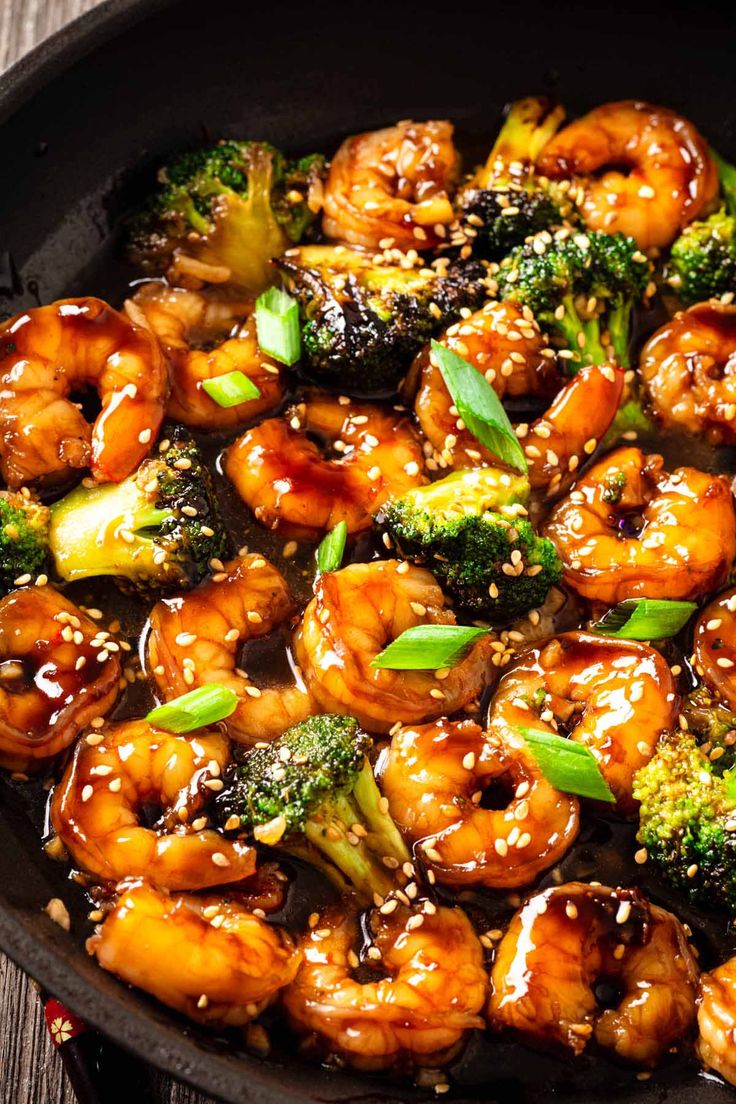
(591, 598), (697, 640)
(371, 624), (488, 670)
(316, 520), (347, 575)
(255, 287), (301, 366)
(146, 685), (238, 733)
(202, 370), (261, 407)
(431, 340), (527, 475)
(519, 727), (615, 803)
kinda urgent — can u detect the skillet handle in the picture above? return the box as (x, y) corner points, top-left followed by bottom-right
(42, 994), (107, 1104)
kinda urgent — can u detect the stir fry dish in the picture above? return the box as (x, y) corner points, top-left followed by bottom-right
(6, 96), (736, 1096)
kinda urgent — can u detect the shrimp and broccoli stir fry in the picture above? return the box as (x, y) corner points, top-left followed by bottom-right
(7, 95), (736, 1095)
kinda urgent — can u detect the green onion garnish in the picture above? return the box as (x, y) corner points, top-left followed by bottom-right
(519, 727), (615, 803)
(201, 370), (261, 407)
(371, 624), (488, 670)
(146, 685), (238, 733)
(431, 340), (527, 475)
(316, 520), (347, 575)
(255, 287), (301, 366)
(591, 598), (697, 640)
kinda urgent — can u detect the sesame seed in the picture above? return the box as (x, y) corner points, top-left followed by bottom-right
(615, 900), (631, 924)
(81, 785), (94, 803)
(494, 838), (508, 857)
(175, 631), (197, 646)
(706, 618), (723, 631)
(687, 863), (699, 879)
(717, 658), (735, 668)
(462, 752), (476, 770)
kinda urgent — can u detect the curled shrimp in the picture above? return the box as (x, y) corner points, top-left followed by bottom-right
(692, 587), (736, 711)
(697, 955), (736, 1085)
(0, 586), (121, 773)
(51, 718), (256, 889)
(88, 878), (300, 1025)
(322, 120), (459, 251)
(282, 902), (487, 1070)
(487, 631), (677, 811)
(489, 882), (699, 1066)
(128, 283), (283, 430)
(293, 560), (492, 734)
(407, 309), (623, 492)
(0, 297), (168, 488)
(378, 718), (578, 887)
(536, 100), (718, 250)
(639, 302), (736, 444)
(225, 395), (425, 539)
(543, 446), (736, 603)
(147, 554), (315, 745)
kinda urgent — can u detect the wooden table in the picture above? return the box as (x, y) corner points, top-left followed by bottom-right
(0, 3), (214, 1101)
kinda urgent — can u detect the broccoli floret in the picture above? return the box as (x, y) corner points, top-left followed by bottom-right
(497, 230), (649, 369)
(215, 714), (409, 904)
(48, 425), (229, 594)
(277, 244), (489, 392)
(668, 150), (736, 304)
(0, 491), (50, 595)
(633, 731), (736, 914)
(128, 141), (326, 293)
(458, 97), (571, 260)
(681, 686), (736, 775)
(378, 468), (562, 619)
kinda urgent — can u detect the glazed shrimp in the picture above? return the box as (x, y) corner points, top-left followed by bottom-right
(225, 395), (426, 539)
(697, 956), (736, 1086)
(543, 446), (736, 603)
(692, 587), (736, 711)
(147, 554), (315, 745)
(487, 631), (678, 811)
(322, 120), (459, 251)
(88, 879), (300, 1025)
(639, 302), (736, 444)
(294, 560), (492, 734)
(536, 101), (718, 250)
(489, 883), (699, 1066)
(408, 309), (624, 491)
(0, 586), (121, 773)
(51, 719), (256, 889)
(128, 283), (283, 430)
(0, 298), (168, 488)
(378, 718), (579, 887)
(283, 903), (487, 1070)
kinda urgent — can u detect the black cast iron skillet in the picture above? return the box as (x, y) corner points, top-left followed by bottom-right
(2, 0), (736, 1100)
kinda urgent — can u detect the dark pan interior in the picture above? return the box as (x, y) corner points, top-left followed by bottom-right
(1, 0), (736, 1100)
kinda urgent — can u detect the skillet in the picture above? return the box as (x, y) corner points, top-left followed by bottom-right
(1, 0), (736, 1100)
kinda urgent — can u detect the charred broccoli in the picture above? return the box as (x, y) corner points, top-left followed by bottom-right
(668, 150), (736, 304)
(215, 714), (409, 903)
(497, 230), (650, 368)
(458, 97), (572, 261)
(0, 491), (50, 595)
(128, 141), (325, 293)
(379, 468), (562, 619)
(277, 244), (489, 392)
(633, 730), (736, 914)
(49, 426), (229, 594)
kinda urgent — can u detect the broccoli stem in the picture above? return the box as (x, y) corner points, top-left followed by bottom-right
(352, 761), (410, 865)
(606, 303), (634, 368)
(480, 98), (563, 187)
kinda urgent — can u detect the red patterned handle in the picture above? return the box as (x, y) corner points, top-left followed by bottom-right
(41, 992), (105, 1104)
(43, 996), (90, 1047)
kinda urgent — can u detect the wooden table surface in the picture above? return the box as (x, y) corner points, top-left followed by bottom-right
(0, 3), (214, 1101)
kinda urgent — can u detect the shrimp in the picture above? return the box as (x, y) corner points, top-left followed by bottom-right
(0, 586), (121, 773)
(293, 560), (492, 734)
(322, 120), (459, 251)
(407, 308), (623, 491)
(225, 395), (425, 539)
(489, 882), (699, 1066)
(543, 446), (736, 603)
(487, 631), (678, 811)
(639, 302), (736, 444)
(88, 878), (300, 1025)
(0, 297), (168, 488)
(147, 554), (315, 745)
(692, 587), (736, 711)
(51, 719), (256, 889)
(377, 718), (579, 887)
(282, 902), (487, 1070)
(536, 101), (718, 250)
(128, 282), (283, 431)
(697, 955), (736, 1086)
